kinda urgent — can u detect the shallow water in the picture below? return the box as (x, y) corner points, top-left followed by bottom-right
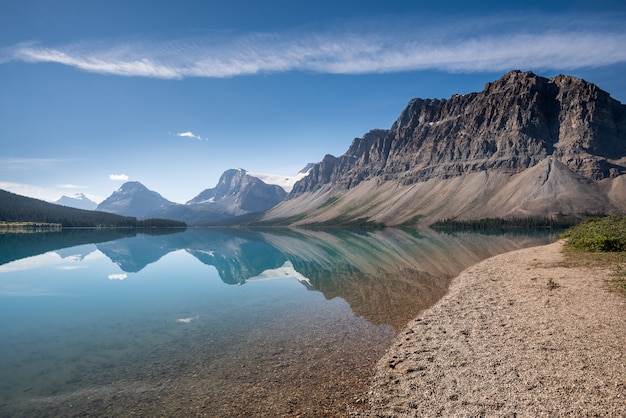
(0, 227), (553, 417)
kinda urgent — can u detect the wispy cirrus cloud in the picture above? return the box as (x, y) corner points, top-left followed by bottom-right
(3, 13), (626, 79)
(109, 174), (129, 181)
(0, 158), (74, 171)
(57, 183), (88, 189)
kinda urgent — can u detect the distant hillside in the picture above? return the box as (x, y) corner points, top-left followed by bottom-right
(0, 189), (184, 228)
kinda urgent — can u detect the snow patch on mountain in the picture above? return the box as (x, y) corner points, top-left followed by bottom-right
(249, 166), (313, 193)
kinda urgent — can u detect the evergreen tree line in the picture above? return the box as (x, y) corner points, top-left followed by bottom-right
(430, 214), (584, 233)
(0, 189), (185, 228)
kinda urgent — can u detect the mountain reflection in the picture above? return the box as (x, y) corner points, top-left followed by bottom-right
(185, 232), (287, 285)
(0, 227), (552, 329)
(0, 229), (137, 266)
(259, 228), (551, 329)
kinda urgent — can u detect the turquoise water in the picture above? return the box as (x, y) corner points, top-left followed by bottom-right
(0, 228), (553, 416)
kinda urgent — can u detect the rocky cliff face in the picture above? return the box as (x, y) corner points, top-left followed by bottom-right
(292, 71), (625, 194)
(267, 71), (626, 225)
(291, 129), (388, 194)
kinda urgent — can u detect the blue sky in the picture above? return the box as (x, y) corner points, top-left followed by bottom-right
(1, 0), (626, 204)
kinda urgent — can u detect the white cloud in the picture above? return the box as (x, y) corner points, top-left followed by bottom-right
(109, 174), (129, 181)
(248, 170), (310, 193)
(4, 13), (626, 78)
(108, 273), (127, 280)
(176, 131), (205, 141)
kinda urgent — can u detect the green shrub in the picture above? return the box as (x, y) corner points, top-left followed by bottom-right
(561, 216), (626, 252)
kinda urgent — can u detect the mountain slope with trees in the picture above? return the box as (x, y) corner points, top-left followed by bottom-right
(0, 189), (185, 228)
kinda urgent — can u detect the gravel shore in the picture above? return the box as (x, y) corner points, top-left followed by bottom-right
(358, 240), (626, 417)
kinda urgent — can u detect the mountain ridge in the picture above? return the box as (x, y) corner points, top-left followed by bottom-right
(96, 169), (288, 225)
(264, 70), (626, 226)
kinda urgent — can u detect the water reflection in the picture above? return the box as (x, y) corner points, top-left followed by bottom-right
(1, 227), (553, 330)
(0, 228), (136, 265)
(91, 228), (550, 329)
(0, 227), (553, 417)
(260, 228), (550, 329)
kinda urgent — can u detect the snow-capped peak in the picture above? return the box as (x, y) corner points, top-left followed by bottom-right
(54, 193), (98, 210)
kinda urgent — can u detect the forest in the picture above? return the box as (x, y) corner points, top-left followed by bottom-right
(0, 189), (186, 228)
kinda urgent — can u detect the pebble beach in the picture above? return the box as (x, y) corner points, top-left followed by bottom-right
(357, 240), (626, 417)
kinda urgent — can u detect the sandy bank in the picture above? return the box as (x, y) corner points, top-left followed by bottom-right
(358, 240), (626, 417)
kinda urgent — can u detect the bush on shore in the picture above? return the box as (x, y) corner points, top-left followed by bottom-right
(561, 216), (626, 252)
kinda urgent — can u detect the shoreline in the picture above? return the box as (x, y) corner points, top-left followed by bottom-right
(357, 240), (626, 416)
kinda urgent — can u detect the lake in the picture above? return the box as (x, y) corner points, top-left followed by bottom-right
(0, 227), (553, 417)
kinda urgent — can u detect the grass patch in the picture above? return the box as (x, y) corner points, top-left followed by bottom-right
(558, 249), (626, 295)
(560, 217), (626, 295)
(0, 221), (62, 233)
(560, 249), (626, 268)
(560, 216), (626, 252)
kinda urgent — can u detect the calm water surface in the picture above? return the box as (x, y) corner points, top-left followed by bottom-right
(0, 228), (553, 417)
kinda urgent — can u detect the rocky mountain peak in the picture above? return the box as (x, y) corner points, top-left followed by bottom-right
(290, 70), (626, 197)
(188, 169), (287, 213)
(298, 163), (316, 175)
(113, 181), (156, 196)
(290, 129), (389, 195)
(97, 181), (175, 219)
(266, 71), (626, 226)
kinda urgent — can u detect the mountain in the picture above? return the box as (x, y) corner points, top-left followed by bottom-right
(97, 170), (288, 225)
(172, 169), (288, 225)
(187, 169), (286, 210)
(54, 193), (98, 210)
(96, 181), (177, 219)
(264, 71), (626, 226)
